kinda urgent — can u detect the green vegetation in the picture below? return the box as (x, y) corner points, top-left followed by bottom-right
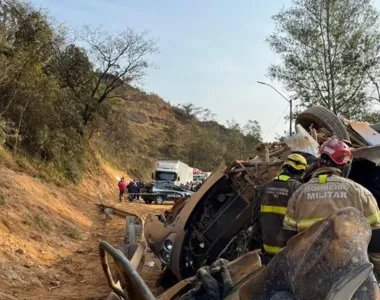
(267, 0), (380, 120)
(0, 0), (263, 180)
(92, 98), (263, 177)
(0, 194), (5, 205)
(2, 0), (380, 180)
(64, 226), (80, 240)
(34, 215), (50, 231)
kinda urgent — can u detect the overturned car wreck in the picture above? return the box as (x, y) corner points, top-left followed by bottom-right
(100, 207), (379, 299)
(144, 106), (380, 282)
(99, 106), (380, 300)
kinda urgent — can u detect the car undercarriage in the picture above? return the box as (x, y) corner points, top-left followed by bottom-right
(100, 105), (380, 299)
(144, 106), (380, 283)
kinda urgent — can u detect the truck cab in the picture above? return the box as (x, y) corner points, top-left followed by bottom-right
(153, 169), (179, 182)
(152, 160), (193, 186)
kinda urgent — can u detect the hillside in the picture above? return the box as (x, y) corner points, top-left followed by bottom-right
(0, 2), (263, 297)
(0, 85), (261, 299)
(92, 86), (262, 179)
(0, 148), (169, 299)
(0, 0), (262, 183)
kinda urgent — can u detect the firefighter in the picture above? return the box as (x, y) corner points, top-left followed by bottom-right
(283, 138), (380, 280)
(259, 153), (307, 263)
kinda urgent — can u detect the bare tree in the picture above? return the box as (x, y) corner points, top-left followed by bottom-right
(197, 108), (217, 122)
(78, 26), (158, 126)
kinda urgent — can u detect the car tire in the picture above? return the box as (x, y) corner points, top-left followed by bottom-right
(155, 196), (164, 205)
(296, 106), (350, 141)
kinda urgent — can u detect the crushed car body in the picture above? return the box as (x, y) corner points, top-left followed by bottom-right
(144, 106), (380, 282)
(100, 208), (379, 300)
(99, 106), (380, 300)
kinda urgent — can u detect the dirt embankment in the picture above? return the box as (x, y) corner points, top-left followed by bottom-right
(0, 154), (170, 300)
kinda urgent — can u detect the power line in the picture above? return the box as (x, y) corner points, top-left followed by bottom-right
(263, 105), (289, 140)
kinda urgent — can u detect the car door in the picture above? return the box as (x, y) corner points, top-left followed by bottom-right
(163, 183), (184, 201)
(152, 182), (165, 198)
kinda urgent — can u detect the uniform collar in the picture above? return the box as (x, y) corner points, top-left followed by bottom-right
(278, 171), (302, 182)
(312, 167), (342, 178)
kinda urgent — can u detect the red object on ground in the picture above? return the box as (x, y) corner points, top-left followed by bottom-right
(118, 181), (126, 191)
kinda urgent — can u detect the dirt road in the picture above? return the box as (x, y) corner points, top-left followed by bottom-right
(0, 161), (171, 299)
(2, 200), (170, 300)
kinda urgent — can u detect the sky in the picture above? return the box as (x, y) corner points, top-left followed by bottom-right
(31, 0), (305, 140)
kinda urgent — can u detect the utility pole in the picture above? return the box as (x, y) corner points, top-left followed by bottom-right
(257, 81), (293, 136)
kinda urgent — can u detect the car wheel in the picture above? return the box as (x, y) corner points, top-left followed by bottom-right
(155, 196), (164, 205)
(296, 106), (350, 141)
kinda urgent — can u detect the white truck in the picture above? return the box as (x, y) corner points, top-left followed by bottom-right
(152, 160), (193, 186)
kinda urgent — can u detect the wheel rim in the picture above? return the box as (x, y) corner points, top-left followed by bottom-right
(156, 196), (163, 204)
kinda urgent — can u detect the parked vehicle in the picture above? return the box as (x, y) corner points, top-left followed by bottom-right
(193, 171), (211, 182)
(140, 181), (193, 204)
(152, 160), (193, 186)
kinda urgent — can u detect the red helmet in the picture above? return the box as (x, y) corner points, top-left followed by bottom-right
(319, 139), (352, 165)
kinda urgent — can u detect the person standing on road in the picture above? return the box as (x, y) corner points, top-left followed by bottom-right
(133, 180), (139, 202)
(137, 180), (144, 200)
(283, 138), (380, 280)
(259, 153), (307, 263)
(127, 180), (134, 202)
(118, 177), (126, 202)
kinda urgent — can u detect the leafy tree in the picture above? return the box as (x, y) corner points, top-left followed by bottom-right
(164, 119), (182, 144)
(222, 120), (246, 161)
(243, 119), (262, 145)
(226, 119), (241, 131)
(177, 103), (201, 119)
(268, 0), (380, 118)
(182, 120), (222, 170)
(361, 111), (380, 123)
(196, 108), (217, 122)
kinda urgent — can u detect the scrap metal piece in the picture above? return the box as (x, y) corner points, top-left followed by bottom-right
(352, 145), (380, 166)
(284, 124), (319, 157)
(350, 122), (380, 146)
(325, 263), (373, 300)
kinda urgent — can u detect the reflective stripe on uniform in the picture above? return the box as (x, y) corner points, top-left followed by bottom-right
(369, 253), (380, 262)
(319, 174), (328, 184)
(277, 175), (291, 182)
(284, 215), (297, 226)
(366, 212), (380, 225)
(263, 244), (283, 255)
(261, 205), (287, 215)
(297, 217), (324, 230)
(295, 212), (380, 231)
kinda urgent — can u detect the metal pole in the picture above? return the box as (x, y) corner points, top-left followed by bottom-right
(289, 99), (293, 136)
(257, 81), (293, 137)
